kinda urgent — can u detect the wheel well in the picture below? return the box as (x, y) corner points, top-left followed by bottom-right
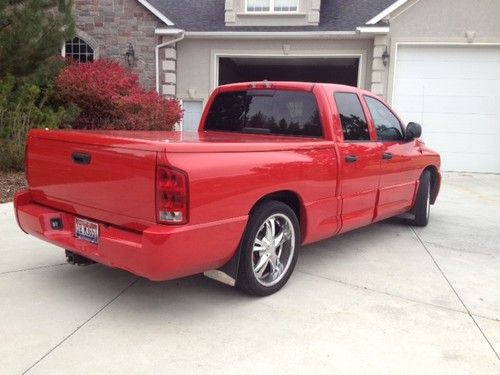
(250, 191), (303, 226)
(423, 166), (439, 204)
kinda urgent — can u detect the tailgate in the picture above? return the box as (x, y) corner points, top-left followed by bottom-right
(27, 135), (158, 230)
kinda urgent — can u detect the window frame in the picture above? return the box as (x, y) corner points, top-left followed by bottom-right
(334, 92), (373, 143)
(61, 37), (96, 63)
(245, 0), (299, 14)
(363, 95), (405, 142)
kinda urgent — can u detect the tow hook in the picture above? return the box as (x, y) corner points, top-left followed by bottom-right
(65, 250), (96, 266)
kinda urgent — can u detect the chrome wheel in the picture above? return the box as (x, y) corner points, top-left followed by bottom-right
(252, 213), (295, 287)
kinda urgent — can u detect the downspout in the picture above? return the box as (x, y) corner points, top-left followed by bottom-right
(155, 30), (185, 94)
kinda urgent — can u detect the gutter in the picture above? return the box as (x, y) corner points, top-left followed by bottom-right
(356, 26), (390, 35)
(155, 30), (185, 94)
(156, 30), (358, 39)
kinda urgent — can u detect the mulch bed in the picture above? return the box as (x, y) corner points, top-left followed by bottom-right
(0, 171), (27, 203)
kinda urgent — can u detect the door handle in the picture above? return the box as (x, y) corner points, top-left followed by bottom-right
(345, 155), (358, 163)
(72, 152), (91, 165)
(382, 152), (393, 160)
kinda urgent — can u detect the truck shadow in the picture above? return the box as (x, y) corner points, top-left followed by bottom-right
(39, 218), (409, 313)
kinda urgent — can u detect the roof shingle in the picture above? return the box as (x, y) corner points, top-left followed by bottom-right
(147, 0), (396, 31)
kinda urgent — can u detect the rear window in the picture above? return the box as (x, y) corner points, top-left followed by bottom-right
(204, 90), (323, 137)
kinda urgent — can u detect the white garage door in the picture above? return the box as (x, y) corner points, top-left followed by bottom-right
(392, 45), (500, 173)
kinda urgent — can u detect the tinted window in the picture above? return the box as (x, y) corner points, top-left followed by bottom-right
(205, 90), (323, 137)
(334, 93), (370, 141)
(365, 96), (404, 141)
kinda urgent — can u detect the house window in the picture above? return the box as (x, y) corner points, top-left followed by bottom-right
(246, 0), (298, 12)
(63, 37), (95, 63)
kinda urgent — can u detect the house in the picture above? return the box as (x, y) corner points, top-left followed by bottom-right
(70, 0), (500, 173)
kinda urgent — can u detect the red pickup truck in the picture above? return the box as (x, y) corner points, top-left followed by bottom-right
(14, 82), (440, 295)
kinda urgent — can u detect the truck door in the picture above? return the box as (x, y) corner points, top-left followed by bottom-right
(333, 92), (381, 233)
(363, 95), (421, 221)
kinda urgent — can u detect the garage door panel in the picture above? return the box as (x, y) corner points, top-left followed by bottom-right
(421, 95), (500, 115)
(395, 78), (500, 97)
(422, 132), (499, 155)
(419, 113), (500, 136)
(397, 46), (500, 61)
(396, 61), (500, 80)
(439, 152), (500, 173)
(395, 96), (500, 120)
(393, 45), (500, 172)
(392, 96), (425, 115)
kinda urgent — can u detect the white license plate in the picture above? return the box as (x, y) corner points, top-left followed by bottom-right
(75, 218), (99, 244)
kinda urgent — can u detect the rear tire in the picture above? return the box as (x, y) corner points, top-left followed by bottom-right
(237, 200), (300, 296)
(411, 171), (431, 227)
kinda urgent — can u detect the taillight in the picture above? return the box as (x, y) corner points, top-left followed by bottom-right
(156, 165), (188, 224)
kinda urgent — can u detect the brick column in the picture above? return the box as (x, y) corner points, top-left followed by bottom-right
(161, 44), (177, 98)
(371, 35), (389, 98)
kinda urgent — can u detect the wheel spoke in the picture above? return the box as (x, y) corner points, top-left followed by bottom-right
(275, 257), (283, 273)
(274, 231), (284, 248)
(265, 218), (276, 241)
(255, 259), (270, 278)
(262, 236), (271, 247)
(254, 254), (270, 276)
(270, 218), (276, 237)
(253, 237), (266, 252)
(268, 257), (278, 280)
(253, 244), (266, 252)
(274, 229), (291, 248)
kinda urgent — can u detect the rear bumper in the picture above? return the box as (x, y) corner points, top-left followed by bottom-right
(14, 190), (247, 281)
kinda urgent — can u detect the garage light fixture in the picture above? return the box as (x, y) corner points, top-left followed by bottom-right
(382, 47), (390, 67)
(125, 43), (136, 66)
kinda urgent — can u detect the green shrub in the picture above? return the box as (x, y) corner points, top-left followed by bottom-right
(0, 0), (75, 171)
(0, 70), (77, 171)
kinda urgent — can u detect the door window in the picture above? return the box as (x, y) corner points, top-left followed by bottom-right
(334, 93), (370, 141)
(364, 96), (404, 141)
(182, 101), (203, 132)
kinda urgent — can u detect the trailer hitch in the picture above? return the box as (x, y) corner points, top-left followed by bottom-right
(65, 250), (96, 266)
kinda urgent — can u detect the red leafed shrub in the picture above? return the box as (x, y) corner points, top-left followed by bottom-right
(56, 60), (182, 130)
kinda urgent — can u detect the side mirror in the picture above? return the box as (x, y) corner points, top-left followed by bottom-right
(406, 122), (422, 140)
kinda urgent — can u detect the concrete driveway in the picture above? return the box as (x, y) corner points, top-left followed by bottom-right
(1, 173), (499, 374)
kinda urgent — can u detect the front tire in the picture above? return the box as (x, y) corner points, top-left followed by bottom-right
(237, 201), (300, 296)
(411, 171), (431, 227)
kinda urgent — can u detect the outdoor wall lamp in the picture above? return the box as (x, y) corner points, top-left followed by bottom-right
(125, 43), (135, 66)
(382, 47), (390, 67)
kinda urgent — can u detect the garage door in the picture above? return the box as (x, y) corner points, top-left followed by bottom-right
(392, 45), (500, 173)
(218, 57), (360, 87)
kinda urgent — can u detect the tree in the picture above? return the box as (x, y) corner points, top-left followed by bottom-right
(0, 0), (74, 79)
(0, 0), (75, 171)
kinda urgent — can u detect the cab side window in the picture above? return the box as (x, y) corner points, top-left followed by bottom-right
(334, 93), (370, 141)
(364, 96), (404, 141)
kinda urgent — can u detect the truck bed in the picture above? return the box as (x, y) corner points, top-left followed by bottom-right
(26, 129), (334, 231)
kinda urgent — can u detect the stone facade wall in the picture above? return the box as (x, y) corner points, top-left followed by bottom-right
(161, 42), (177, 97)
(370, 35), (389, 99)
(73, 0), (163, 91)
